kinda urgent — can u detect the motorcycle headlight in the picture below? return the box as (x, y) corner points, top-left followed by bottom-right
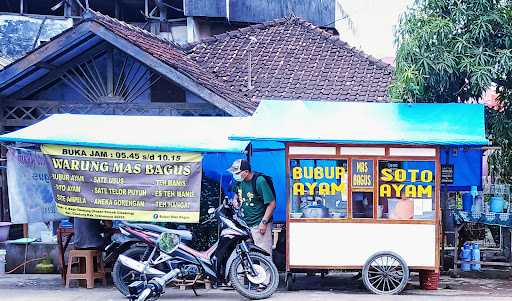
(158, 232), (181, 254)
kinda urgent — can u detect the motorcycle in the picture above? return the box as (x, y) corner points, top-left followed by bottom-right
(115, 199), (279, 301)
(110, 223), (178, 296)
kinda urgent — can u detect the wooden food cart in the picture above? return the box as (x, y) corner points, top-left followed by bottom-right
(232, 99), (488, 294)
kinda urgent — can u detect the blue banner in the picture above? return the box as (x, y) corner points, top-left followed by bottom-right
(7, 147), (65, 223)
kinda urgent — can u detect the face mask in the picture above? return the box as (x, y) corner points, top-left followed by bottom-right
(233, 173), (243, 182)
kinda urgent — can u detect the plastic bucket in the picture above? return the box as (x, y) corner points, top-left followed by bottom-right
(419, 271), (439, 290)
(0, 222), (10, 242)
(0, 249), (6, 274)
(490, 196), (505, 213)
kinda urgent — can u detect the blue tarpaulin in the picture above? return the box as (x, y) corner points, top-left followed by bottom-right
(440, 147), (483, 191)
(231, 100), (488, 146)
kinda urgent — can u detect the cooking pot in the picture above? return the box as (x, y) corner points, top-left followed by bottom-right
(302, 205), (329, 218)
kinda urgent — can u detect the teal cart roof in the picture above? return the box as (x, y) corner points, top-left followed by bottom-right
(0, 114), (250, 153)
(230, 100), (488, 146)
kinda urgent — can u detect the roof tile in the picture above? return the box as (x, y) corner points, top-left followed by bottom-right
(186, 17), (393, 103)
(87, 10), (256, 113)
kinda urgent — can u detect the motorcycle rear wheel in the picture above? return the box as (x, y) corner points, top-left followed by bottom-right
(229, 252), (279, 300)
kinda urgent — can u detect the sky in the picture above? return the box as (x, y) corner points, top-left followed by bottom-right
(335, 0), (414, 59)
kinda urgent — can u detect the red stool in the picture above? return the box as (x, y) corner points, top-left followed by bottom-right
(65, 249), (106, 289)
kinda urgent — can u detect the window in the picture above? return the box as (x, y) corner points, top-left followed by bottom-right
(289, 159), (348, 219)
(351, 160), (375, 218)
(378, 160), (436, 220)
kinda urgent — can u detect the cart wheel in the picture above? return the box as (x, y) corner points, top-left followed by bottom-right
(285, 272), (294, 291)
(362, 252), (409, 295)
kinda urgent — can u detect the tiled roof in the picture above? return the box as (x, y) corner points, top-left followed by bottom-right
(85, 11), (257, 113)
(0, 56), (12, 70)
(186, 17), (394, 102)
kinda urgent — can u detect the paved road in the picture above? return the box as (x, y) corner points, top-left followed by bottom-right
(1, 273), (512, 301)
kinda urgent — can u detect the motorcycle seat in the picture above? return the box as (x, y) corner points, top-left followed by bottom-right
(131, 223), (192, 241)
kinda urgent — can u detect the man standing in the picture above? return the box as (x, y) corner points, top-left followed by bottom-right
(228, 159), (276, 256)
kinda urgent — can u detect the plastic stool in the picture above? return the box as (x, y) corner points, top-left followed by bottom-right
(65, 249), (106, 289)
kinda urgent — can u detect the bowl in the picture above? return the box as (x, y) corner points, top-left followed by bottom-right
(289, 212), (303, 219)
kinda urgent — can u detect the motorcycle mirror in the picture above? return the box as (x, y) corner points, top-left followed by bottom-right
(158, 232), (181, 254)
(207, 207), (215, 215)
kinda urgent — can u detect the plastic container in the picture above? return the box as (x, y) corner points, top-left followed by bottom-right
(40, 230), (54, 243)
(472, 196), (483, 214)
(462, 193), (473, 212)
(460, 243), (472, 272)
(490, 196), (505, 213)
(419, 270), (439, 290)
(471, 243), (481, 271)
(0, 249), (5, 274)
(0, 222), (11, 242)
(388, 198), (414, 219)
(470, 186), (478, 197)
(59, 219), (73, 229)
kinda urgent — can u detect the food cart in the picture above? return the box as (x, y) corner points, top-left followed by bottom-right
(231, 99), (488, 294)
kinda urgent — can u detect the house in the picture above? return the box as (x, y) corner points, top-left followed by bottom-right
(0, 1), (346, 47)
(0, 10), (392, 220)
(0, 10), (392, 127)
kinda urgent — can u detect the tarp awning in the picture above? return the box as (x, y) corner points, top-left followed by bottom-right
(0, 114), (249, 153)
(231, 100), (488, 146)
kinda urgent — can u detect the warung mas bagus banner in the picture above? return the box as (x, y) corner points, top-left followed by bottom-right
(42, 144), (202, 223)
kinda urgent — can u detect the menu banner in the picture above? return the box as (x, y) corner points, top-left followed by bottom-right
(441, 164), (454, 184)
(42, 144), (202, 223)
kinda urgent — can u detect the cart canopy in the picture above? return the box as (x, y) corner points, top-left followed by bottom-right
(0, 114), (250, 153)
(230, 99), (488, 146)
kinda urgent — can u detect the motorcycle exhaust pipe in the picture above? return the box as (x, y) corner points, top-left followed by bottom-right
(136, 268), (181, 301)
(118, 255), (166, 276)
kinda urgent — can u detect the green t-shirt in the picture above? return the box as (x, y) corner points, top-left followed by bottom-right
(235, 176), (274, 227)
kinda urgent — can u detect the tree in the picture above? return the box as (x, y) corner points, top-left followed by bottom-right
(391, 0), (512, 182)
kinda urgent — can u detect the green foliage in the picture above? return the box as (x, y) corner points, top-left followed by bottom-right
(392, 0), (512, 182)
(487, 99), (512, 182)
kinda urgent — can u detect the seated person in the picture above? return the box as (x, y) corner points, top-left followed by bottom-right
(71, 217), (112, 250)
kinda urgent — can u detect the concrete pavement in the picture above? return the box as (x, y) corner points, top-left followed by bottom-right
(0, 273), (511, 301)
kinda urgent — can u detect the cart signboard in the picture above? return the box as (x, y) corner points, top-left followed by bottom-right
(351, 159), (374, 190)
(42, 144), (202, 223)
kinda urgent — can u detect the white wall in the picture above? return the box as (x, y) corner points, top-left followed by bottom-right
(289, 222), (436, 267)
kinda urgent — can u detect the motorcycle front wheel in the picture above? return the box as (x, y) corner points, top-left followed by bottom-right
(229, 252), (279, 300)
(112, 246), (149, 296)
